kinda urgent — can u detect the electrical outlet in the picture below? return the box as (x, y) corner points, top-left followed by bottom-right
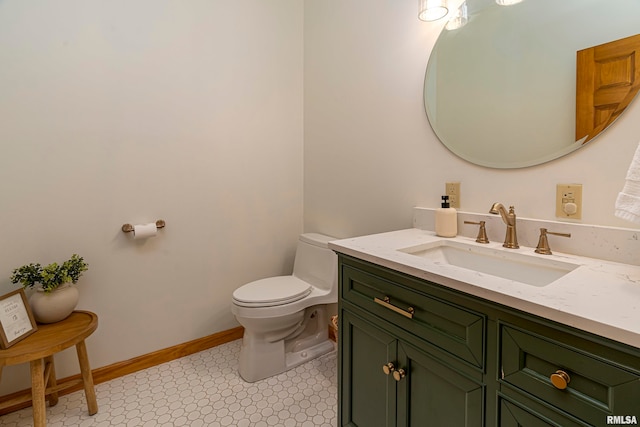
(556, 184), (582, 219)
(445, 182), (461, 209)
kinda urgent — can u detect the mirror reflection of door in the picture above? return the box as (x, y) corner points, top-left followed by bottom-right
(576, 33), (640, 143)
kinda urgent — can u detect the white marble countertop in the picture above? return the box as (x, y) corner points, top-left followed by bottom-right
(329, 228), (640, 349)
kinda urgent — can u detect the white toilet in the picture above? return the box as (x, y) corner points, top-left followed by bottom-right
(231, 233), (337, 382)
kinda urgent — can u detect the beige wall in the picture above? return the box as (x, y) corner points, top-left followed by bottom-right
(304, 0), (640, 238)
(0, 0), (303, 394)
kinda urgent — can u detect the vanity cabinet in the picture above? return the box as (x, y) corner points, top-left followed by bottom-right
(339, 255), (486, 426)
(340, 309), (484, 427)
(337, 254), (640, 427)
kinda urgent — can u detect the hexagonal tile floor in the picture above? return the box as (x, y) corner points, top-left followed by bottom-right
(2, 339), (337, 427)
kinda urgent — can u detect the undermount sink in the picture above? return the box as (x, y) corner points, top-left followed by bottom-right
(398, 240), (579, 287)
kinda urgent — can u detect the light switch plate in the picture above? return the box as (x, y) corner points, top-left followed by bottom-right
(556, 184), (582, 219)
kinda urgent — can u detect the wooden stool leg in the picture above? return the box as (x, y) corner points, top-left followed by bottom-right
(76, 340), (98, 415)
(30, 358), (47, 427)
(44, 355), (59, 406)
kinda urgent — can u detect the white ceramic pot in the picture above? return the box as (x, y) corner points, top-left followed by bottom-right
(29, 283), (79, 323)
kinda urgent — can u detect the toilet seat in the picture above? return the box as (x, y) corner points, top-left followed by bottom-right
(232, 276), (312, 307)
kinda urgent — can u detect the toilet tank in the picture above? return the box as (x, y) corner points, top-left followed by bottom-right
(293, 233), (337, 293)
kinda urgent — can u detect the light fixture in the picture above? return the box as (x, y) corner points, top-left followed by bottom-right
(445, 2), (468, 30)
(495, 0), (523, 5)
(418, 0), (449, 22)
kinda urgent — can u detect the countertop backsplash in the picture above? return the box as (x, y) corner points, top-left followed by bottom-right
(413, 207), (640, 266)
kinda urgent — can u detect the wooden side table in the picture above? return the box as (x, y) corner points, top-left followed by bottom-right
(0, 310), (98, 427)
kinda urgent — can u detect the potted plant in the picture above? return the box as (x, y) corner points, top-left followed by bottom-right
(11, 254), (88, 323)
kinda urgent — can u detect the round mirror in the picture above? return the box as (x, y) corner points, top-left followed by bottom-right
(424, 0), (640, 169)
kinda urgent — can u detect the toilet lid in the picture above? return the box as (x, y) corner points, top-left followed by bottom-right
(232, 276), (313, 307)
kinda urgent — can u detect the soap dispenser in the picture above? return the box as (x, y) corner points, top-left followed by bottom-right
(435, 195), (457, 237)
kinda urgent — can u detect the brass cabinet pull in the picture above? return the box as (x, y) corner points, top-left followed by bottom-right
(550, 370), (571, 390)
(374, 297), (415, 319)
(382, 362), (395, 375)
(393, 368), (407, 382)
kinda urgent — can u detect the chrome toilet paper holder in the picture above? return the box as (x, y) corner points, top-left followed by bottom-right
(121, 219), (166, 233)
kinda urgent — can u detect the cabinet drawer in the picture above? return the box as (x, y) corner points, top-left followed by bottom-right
(500, 323), (640, 424)
(341, 262), (485, 369)
(498, 394), (589, 427)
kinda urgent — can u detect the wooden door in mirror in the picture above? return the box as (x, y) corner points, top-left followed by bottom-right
(576, 33), (640, 143)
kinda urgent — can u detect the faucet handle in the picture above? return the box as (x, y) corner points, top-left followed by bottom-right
(535, 228), (571, 255)
(464, 221), (489, 244)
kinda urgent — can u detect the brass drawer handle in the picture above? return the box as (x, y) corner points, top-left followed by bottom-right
(393, 368), (407, 382)
(550, 370), (571, 390)
(374, 296), (415, 319)
(382, 362), (395, 375)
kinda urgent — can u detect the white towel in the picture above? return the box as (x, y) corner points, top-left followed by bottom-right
(615, 141), (640, 224)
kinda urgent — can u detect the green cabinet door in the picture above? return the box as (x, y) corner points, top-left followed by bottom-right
(340, 307), (485, 427)
(340, 309), (398, 427)
(397, 341), (484, 427)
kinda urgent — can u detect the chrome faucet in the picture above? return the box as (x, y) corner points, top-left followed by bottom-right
(489, 203), (519, 248)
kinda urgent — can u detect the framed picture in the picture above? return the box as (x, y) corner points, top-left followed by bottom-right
(0, 289), (38, 349)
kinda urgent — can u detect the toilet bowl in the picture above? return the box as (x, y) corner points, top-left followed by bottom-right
(231, 233), (337, 382)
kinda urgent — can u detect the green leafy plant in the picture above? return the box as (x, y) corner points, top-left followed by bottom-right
(11, 254), (88, 293)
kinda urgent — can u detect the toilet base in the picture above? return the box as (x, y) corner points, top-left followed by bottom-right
(238, 336), (335, 383)
(236, 305), (336, 383)
(285, 339), (335, 372)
